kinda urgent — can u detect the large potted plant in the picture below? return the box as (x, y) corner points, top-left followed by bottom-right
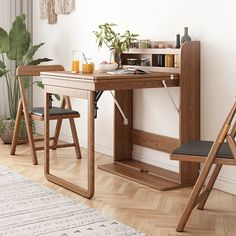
(93, 23), (138, 68)
(0, 14), (52, 144)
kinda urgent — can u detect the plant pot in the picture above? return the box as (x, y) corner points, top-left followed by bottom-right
(0, 119), (27, 144)
(113, 51), (122, 69)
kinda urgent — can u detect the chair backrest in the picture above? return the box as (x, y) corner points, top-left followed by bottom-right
(16, 65), (65, 76)
(16, 65), (65, 116)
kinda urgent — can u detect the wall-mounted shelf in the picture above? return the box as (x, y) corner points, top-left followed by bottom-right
(99, 41), (200, 191)
(121, 41), (183, 73)
(125, 48), (181, 55)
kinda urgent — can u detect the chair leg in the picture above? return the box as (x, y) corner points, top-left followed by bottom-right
(176, 171), (208, 231)
(197, 164), (222, 210)
(10, 101), (23, 155)
(24, 114), (38, 165)
(176, 147), (220, 232)
(52, 119), (63, 150)
(69, 118), (82, 159)
(226, 135), (236, 159)
(52, 97), (66, 150)
(64, 96), (82, 159)
(18, 77), (38, 165)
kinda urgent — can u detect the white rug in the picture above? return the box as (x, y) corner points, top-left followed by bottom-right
(0, 166), (145, 236)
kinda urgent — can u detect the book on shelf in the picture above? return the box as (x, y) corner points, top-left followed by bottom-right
(107, 67), (149, 75)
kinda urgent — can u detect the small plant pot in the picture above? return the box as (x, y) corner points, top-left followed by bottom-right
(0, 119), (27, 144)
(113, 51), (122, 69)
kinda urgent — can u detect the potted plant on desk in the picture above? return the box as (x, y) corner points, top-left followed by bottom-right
(0, 14), (52, 144)
(93, 23), (138, 68)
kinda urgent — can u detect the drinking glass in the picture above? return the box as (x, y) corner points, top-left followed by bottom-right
(71, 50), (80, 73)
(82, 58), (94, 73)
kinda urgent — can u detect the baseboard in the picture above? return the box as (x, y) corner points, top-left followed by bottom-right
(132, 147), (236, 195)
(132, 145), (179, 172)
(207, 175), (236, 195)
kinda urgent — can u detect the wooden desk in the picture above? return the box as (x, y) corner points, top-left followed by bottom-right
(41, 70), (198, 198)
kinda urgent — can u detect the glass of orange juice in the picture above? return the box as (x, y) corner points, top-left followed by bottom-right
(82, 58), (94, 73)
(71, 50), (80, 73)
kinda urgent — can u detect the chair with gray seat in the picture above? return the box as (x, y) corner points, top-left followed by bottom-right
(10, 65), (82, 165)
(171, 101), (236, 232)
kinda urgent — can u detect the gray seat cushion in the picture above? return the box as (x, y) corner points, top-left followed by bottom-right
(30, 107), (79, 117)
(173, 141), (233, 159)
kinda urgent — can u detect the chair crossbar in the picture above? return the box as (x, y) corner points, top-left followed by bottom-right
(35, 143), (75, 151)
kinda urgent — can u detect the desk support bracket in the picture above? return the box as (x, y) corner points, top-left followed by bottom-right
(162, 80), (179, 113)
(94, 91), (104, 118)
(110, 91), (129, 125)
(94, 91), (128, 125)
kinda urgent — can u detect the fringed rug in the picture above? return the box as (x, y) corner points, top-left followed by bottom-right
(0, 166), (145, 236)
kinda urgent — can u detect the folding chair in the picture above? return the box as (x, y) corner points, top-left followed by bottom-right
(10, 65), (82, 165)
(170, 101), (236, 232)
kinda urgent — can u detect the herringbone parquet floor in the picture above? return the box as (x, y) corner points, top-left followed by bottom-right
(1, 142), (236, 236)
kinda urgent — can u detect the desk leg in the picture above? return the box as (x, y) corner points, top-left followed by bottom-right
(114, 90), (133, 161)
(44, 91), (50, 174)
(87, 91), (95, 197)
(44, 89), (95, 199)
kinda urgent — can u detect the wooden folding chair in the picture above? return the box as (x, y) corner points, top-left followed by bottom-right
(10, 65), (82, 165)
(170, 101), (236, 232)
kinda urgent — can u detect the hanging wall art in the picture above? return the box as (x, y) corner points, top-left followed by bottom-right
(40, 0), (75, 24)
(55, 0), (75, 14)
(47, 0), (57, 24)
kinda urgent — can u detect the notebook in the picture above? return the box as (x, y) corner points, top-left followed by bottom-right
(107, 67), (149, 75)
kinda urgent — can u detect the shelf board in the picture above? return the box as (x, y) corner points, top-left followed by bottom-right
(123, 65), (180, 74)
(98, 160), (185, 191)
(124, 48), (180, 55)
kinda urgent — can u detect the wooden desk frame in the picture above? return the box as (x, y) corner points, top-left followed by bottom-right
(44, 90), (95, 198)
(42, 41), (200, 198)
(99, 41), (200, 191)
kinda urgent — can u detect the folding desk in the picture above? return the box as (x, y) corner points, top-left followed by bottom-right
(41, 71), (198, 198)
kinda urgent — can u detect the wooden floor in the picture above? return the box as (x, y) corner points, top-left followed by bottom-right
(1, 142), (236, 236)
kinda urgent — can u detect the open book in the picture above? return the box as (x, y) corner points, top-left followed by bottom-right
(107, 67), (149, 75)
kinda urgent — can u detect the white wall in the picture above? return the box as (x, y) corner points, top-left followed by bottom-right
(33, 0), (236, 194)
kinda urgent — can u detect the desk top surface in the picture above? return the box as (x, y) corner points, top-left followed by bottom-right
(41, 71), (178, 80)
(41, 71), (179, 91)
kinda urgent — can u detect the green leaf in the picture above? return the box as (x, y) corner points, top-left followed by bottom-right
(23, 43), (45, 65)
(0, 28), (10, 53)
(22, 76), (31, 88)
(7, 14), (31, 60)
(35, 82), (60, 101)
(0, 68), (9, 78)
(29, 58), (52, 65)
(35, 81), (44, 89)
(93, 23), (138, 53)
(109, 23), (116, 26)
(0, 60), (6, 69)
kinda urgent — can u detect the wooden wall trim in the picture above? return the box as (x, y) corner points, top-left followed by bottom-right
(132, 129), (180, 153)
